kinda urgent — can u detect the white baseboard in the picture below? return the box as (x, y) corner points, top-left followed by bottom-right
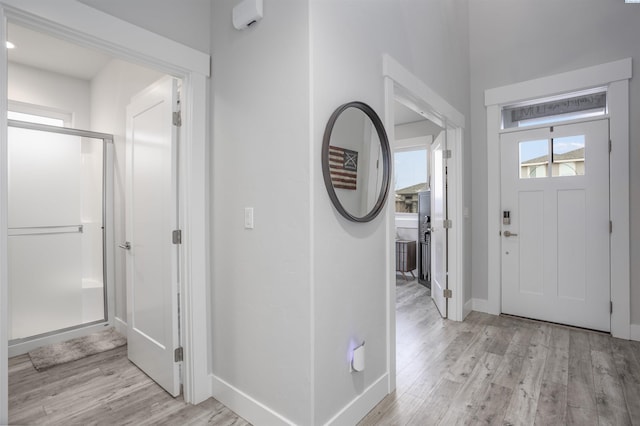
(471, 298), (489, 314)
(113, 316), (127, 336)
(324, 373), (389, 426)
(631, 324), (640, 342)
(211, 373), (389, 426)
(211, 375), (295, 426)
(463, 299), (473, 319)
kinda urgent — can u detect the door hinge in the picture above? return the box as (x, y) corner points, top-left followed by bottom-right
(609, 221), (613, 234)
(443, 288), (452, 298)
(443, 219), (453, 229)
(173, 111), (182, 127)
(172, 229), (182, 244)
(174, 346), (184, 362)
(443, 149), (452, 159)
(609, 140), (612, 153)
(610, 301), (613, 314)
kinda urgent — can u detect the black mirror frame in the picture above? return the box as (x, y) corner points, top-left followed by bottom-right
(321, 101), (391, 222)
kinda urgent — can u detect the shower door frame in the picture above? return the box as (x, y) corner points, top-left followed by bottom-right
(6, 119), (115, 356)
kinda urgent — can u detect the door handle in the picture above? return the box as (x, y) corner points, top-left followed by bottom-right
(503, 231), (518, 237)
(118, 241), (131, 250)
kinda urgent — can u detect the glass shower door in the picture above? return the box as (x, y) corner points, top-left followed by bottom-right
(8, 123), (107, 342)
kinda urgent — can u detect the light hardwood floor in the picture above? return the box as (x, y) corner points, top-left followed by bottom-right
(9, 345), (249, 425)
(9, 278), (640, 425)
(360, 278), (640, 425)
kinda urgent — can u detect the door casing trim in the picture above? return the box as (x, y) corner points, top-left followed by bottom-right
(484, 58), (631, 339)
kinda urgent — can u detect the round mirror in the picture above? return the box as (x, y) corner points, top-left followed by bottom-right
(322, 102), (391, 222)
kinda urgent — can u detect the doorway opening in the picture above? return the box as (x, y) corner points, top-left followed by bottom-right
(392, 101), (442, 288)
(484, 58), (631, 339)
(1, 5), (211, 419)
(5, 19), (180, 390)
(500, 119), (611, 331)
(383, 54), (466, 392)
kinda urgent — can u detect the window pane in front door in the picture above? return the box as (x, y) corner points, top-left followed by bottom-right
(552, 135), (585, 177)
(519, 139), (548, 179)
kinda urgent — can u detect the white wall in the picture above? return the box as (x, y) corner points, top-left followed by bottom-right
(8, 62), (90, 129)
(89, 58), (164, 326)
(311, 1), (470, 423)
(78, 0), (211, 54)
(210, 1), (312, 424)
(469, 0), (640, 325)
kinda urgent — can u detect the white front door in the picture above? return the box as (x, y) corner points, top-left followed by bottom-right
(500, 119), (610, 331)
(431, 130), (448, 318)
(125, 77), (181, 396)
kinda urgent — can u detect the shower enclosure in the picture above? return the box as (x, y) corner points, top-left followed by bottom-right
(7, 118), (114, 354)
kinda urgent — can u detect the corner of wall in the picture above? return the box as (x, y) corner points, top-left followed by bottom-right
(471, 298), (489, 314)
(322, 374), (388, 426)
(463, 298), (473, 319)
(210, 374), (296, 426)
(631, 324), (640, 342)
(113, 316), (127, 335)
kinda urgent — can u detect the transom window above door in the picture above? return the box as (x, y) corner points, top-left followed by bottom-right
(502, 88), (607, 129)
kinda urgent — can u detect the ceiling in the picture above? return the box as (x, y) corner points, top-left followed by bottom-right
(7, 20), (445, 138)
(394, 101), (443, 137)
(394, 101), (425, 125)
(7, 22), (112, 80)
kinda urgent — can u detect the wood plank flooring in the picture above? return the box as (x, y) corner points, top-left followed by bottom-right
(9, 345), (249, 425)
(9, 278), (640, 425)
(360, 278), (640, 425)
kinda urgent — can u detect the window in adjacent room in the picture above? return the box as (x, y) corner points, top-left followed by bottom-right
(8, 101), (71, 127)
(394, 147), (427, 214)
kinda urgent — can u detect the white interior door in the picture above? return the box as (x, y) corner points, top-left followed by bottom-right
(430, 130), (447, 318)
(500, 119), (610, 331)
(125, 77), (181, 396)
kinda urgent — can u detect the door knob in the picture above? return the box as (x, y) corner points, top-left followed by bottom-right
(118, 241), (131, 250)
(503, 230), (518, 237)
